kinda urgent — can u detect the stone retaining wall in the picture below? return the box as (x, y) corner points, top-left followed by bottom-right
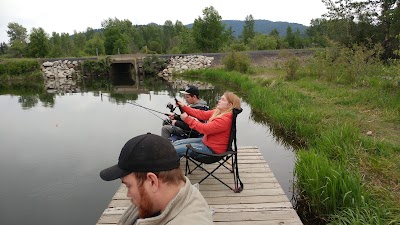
(42, 60), (82, 93)
(158, 55), (214, 81)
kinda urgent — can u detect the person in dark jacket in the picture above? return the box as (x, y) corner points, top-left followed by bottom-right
(161, 85), (208, 140)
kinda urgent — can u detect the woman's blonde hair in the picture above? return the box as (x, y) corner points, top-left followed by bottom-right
(209, 92), (241, 122)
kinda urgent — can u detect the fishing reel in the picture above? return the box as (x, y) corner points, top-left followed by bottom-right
(162, 118), (172, 126)
(166, 102), (175, 112)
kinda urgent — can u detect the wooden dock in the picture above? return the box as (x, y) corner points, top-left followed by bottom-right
(96, 146), (303, 225)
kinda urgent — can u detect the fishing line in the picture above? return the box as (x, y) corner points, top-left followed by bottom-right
(100, 93), (172, 123)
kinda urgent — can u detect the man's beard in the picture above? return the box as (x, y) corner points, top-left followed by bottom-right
(137, 184), (155, 218)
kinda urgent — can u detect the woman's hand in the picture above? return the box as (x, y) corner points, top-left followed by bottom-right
(180, 113), (188, 121)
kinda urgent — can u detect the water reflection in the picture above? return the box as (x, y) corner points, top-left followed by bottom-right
(0, 76), (297, 225)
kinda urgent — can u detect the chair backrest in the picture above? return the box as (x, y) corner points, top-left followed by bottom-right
(227, 108), (243, 152)
(185, 107), (244, 192)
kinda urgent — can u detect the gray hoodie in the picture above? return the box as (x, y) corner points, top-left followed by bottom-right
(117, 177), (214, 225)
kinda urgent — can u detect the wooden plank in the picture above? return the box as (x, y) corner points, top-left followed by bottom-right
(210, 202), (295, 210)
(96, 146), (302, 225)
(214, 220), (303, 225)
(113, 188), (285, 200)
(213, 210), (299, 221)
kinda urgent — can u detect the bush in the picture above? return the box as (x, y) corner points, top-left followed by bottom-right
(279, 51), (300, 80)
(82, 57), (110, 76)
(222, 52), (251, 73)
(227, 43), (248, 52)
(304, 43), (397, 87)
(169, 46), (181, 54)
(0, 59), (40, 76)
(142, 55), (166, 76)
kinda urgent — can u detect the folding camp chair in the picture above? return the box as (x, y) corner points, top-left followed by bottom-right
(184, 108), (244, 193)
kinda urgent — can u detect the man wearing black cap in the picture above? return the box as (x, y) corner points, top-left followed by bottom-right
(161, 85), (208, 141)
(100, 133), (213, 225)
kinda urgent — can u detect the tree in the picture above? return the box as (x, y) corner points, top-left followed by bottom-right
(7, 22), (28, 57)
(84, 33), (105, 56)
(320, 0), (400, 60)
(192, 6), (227, 52)
(306, 18), (330, 47)
(102, 18), (137, 54)
(285, 26), (295, 48)
(28, 27), (49, 58)
(249, 34), (277, 50)
(242, 14), (255, 44)
(60, 33), (75, 56)
(167, 20), (197, 53)
(293, 29), (304, 49)
(163, 20), (175, 52)
(48, 32), (63, 57)
(7, 22), (27, 43)
(85, 27), (95, 40)
(73, 30), (87, 56)
(270, 28), (280, 37)
(139, 24), (163, 53)
(0, 42), (7, 54)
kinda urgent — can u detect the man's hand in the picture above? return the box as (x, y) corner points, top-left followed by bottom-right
(171, 120), (177, 126)
(168, 114), (175, 120)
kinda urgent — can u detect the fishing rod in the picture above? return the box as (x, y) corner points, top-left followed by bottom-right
(100, 93), (174, 123)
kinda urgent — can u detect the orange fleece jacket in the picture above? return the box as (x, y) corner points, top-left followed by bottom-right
(182, 105), (232, 154)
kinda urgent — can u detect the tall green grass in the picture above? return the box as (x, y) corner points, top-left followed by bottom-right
(295, 150), (365, 216)
(181, 60), (400, 224)
(329, 204), (399, 225)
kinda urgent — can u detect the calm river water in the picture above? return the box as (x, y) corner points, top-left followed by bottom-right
(0, 79), (296, 225)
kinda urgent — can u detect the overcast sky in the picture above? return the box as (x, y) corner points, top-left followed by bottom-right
(0, 0), (327, 43)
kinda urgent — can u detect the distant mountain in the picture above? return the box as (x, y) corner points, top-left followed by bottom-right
(187, 20), (308, 37)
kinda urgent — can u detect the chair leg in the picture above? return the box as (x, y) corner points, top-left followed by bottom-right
(196, 158), (235, 191)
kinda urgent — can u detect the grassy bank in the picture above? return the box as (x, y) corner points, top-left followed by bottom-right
(180, 49), (399, 224)
(0, 58), (43, 83)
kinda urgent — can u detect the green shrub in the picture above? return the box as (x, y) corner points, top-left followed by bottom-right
(142, 55), (166, 76)
(222, 52), (251, 73)
(227, 43), (248, 52)
(82, 57), (110, 76)
(0, 59), (40, 76)
(169, 46), (181, 54)
(278, 50), (300, 80)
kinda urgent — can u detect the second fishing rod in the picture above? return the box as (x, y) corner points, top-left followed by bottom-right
(100, 93), (181, 122)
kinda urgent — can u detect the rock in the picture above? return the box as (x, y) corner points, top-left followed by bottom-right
(43, 61), (53, 67)
(366, 131), (373, 136)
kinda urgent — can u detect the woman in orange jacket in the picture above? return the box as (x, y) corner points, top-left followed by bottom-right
(173, 92), (241, 157)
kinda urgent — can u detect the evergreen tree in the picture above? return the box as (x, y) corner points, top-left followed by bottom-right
(242, 14), (255, 44)
(285, 26), (295, 48)
(49, 32), (63, 57)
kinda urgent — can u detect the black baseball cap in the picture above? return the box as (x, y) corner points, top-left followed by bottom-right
(180, 85), (199, 97)
(100, 133), (180, 181)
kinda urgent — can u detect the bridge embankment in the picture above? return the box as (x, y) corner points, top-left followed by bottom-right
(109, 49), (315, 67)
